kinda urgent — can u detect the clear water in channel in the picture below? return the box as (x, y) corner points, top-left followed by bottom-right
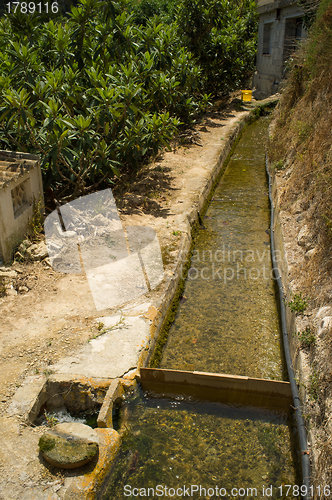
(103, 119), (300, 499)
(102, 389), (299, 500)
(159, 118), (284, 380)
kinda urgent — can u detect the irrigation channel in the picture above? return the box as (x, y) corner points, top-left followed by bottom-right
(101, 119), (302, 499)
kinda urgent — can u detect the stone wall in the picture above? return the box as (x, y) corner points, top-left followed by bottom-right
(0, 151), (43, 262)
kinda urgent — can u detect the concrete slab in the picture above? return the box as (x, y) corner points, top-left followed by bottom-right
(51, 315), (151, 379)
(7, 375), (47, 423)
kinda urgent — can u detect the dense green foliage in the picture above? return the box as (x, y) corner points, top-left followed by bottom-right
(126, 0), (177, 26)
(176, 0), (258, 94)
(0, 0), (258, 199)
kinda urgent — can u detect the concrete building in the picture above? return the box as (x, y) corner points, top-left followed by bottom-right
(253, 0), (307, 97)
(0, 150), (43, 262)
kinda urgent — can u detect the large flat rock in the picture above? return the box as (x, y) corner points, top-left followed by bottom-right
(39, 423), (99, 469)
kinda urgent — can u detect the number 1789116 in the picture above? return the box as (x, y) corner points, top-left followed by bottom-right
(5, 2), (59, 13)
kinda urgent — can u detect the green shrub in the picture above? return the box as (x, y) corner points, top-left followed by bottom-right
(308, 369), (319, 400)
(0, 0), (258, 200)
(176, 0), (258, 95)
(287, 292), (308, 314)
(298, 326), (316, 348)
(0, 2), (203, 199)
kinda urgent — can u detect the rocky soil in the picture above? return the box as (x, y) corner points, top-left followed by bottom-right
(275, 166), (332, 496)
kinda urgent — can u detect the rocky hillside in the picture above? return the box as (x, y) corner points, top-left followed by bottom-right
(268, 0), (332, 494)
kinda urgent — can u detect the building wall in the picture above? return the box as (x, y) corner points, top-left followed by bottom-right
(0, 163), (44, 262)
(253, 1), (307, 96)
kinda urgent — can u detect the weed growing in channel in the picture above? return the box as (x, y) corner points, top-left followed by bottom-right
(298, 326), (316, 348)
(88, 314), (125, 342)
(44, 410), (58, 428)
(308, 369), (319, 400)
(287, 292), (308, 314)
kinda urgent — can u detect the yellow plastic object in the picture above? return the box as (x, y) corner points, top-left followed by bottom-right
(241, 90), (252, 102)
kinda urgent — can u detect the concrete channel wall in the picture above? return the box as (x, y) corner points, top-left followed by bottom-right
(268, 157), (311, 492)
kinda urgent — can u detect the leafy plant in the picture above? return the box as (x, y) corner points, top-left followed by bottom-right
(0, 2), (202, 200)
(298, 326), (316, 348)
(308, 369), (319, 400)
(287, 292), (308, 314)
(0, 0), (258, 201)
(27, 196), (44, 240)
(272, 159), (285, 170)
(44, 410), (59, 427)
(176, 0), (258, 95)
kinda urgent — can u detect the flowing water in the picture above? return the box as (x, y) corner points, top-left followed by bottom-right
(159, 119), (284, 379)
(102, 119), (300, 499)
(102, 388), (298, 500)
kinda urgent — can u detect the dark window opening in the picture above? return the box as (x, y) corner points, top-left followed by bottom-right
(283, 17), (303, 60)
(263, 23), (272, 55)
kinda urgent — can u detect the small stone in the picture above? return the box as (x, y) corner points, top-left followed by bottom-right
(39, 423), (99, 469)
(0, 269), (17, 279)
(14, 252), (25, 261)
(297, 225), (313, 249)
(13, 268), (23, 274)
(19, 286), (29, 293)
(304, 247), (317, 261)
(25, 242), (49, 261)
